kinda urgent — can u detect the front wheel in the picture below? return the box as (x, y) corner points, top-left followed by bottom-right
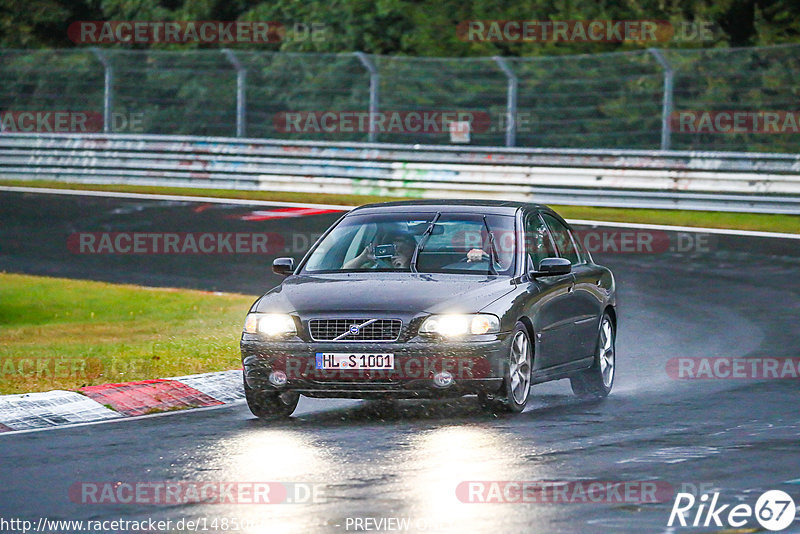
(244, 376), (299, 419)
(570, 312), (615, 399)
(479, 322), (532, 413)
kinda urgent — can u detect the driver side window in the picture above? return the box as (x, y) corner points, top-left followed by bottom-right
(524, 214), (557, 270)
(542, 213), (581, 265)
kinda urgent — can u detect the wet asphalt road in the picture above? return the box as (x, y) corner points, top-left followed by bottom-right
(0, 189), (799, 533)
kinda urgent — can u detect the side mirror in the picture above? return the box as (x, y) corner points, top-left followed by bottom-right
(531, 257), (571, 277)
(272, 257), (295, 277)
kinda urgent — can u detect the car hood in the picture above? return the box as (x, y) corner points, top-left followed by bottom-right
(252, 272), (515, 315)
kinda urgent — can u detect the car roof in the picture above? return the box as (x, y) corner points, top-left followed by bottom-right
(349, 199), (551, 216)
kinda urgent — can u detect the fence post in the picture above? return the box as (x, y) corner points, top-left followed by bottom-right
(355, 52), (380, 143)
(648, 48), (674, 151)
(222, 49), (247, 137)
(493, 56), (518, 147)
(90, 48), (113, 133)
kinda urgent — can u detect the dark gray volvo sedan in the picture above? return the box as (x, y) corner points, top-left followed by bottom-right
(241, 200), (616, 418)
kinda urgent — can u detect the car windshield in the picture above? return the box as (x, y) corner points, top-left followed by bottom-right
(302, 212), (516, 275)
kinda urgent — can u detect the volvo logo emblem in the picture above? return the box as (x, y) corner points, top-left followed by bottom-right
(331, 319), (379, 341)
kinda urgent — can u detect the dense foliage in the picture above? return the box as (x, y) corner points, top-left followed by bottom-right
(2, 1), (799, 152)
(2, 0), (800, 55)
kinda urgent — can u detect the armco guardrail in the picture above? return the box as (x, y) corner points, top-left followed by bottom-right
(1, 133), (800, 213)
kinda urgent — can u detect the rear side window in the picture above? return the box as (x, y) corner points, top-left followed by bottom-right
(542, 213), (581, 265)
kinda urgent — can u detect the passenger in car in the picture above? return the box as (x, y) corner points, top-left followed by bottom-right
(343, 232), (417, 269)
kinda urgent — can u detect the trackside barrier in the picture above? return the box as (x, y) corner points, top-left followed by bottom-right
(1, 133), (799, 213)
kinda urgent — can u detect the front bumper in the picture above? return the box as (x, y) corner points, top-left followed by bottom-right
(241, 334), (511, 399)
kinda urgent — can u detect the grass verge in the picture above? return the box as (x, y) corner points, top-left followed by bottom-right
(2, 179), (798, 234)
(0, 273), (255, 394)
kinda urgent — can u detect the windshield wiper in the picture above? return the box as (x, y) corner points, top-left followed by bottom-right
(410, 212), (441, 273)
(483, 215), (499, 275)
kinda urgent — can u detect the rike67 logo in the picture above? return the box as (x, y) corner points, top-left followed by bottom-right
(669, 489), (796, 531)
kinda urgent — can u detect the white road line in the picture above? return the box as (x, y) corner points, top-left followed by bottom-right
(568, 218), (800, 240)
(0, 185), (353, 210)
(1, 185), (798, 239)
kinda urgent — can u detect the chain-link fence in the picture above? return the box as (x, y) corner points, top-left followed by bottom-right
(1, 45), (799, 152)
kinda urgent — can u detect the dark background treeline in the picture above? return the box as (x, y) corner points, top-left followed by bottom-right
(1, 0), (800, 152)
(2, 0), (799, 55)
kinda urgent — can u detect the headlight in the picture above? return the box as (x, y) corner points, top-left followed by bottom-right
(243, 313), (297, 338)
(419, 314), (500, 337)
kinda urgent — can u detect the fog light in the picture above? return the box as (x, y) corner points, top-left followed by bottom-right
(269, 370), (287, 387)
(433, 371), (454, 388)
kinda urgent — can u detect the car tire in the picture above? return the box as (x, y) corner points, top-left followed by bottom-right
(244, 376), (299, 419)
(570, 312), (615, 399)
(479, 321), (532, 413)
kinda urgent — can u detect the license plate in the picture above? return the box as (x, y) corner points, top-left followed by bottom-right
(315, 353), (394, 370)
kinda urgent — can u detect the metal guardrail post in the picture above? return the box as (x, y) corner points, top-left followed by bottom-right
(355, 52), (380, 143)
(648, 48), (674, 151)
(90, 48), (113, 133)
(222, 49), (247, 138)
(493, 56), (518, 147)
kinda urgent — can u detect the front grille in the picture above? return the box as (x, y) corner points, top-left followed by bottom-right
(309, 319), (402, 342)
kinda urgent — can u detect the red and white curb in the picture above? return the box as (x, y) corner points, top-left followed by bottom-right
(0, 390), (122, 432)
(0, 370), (243, 433)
